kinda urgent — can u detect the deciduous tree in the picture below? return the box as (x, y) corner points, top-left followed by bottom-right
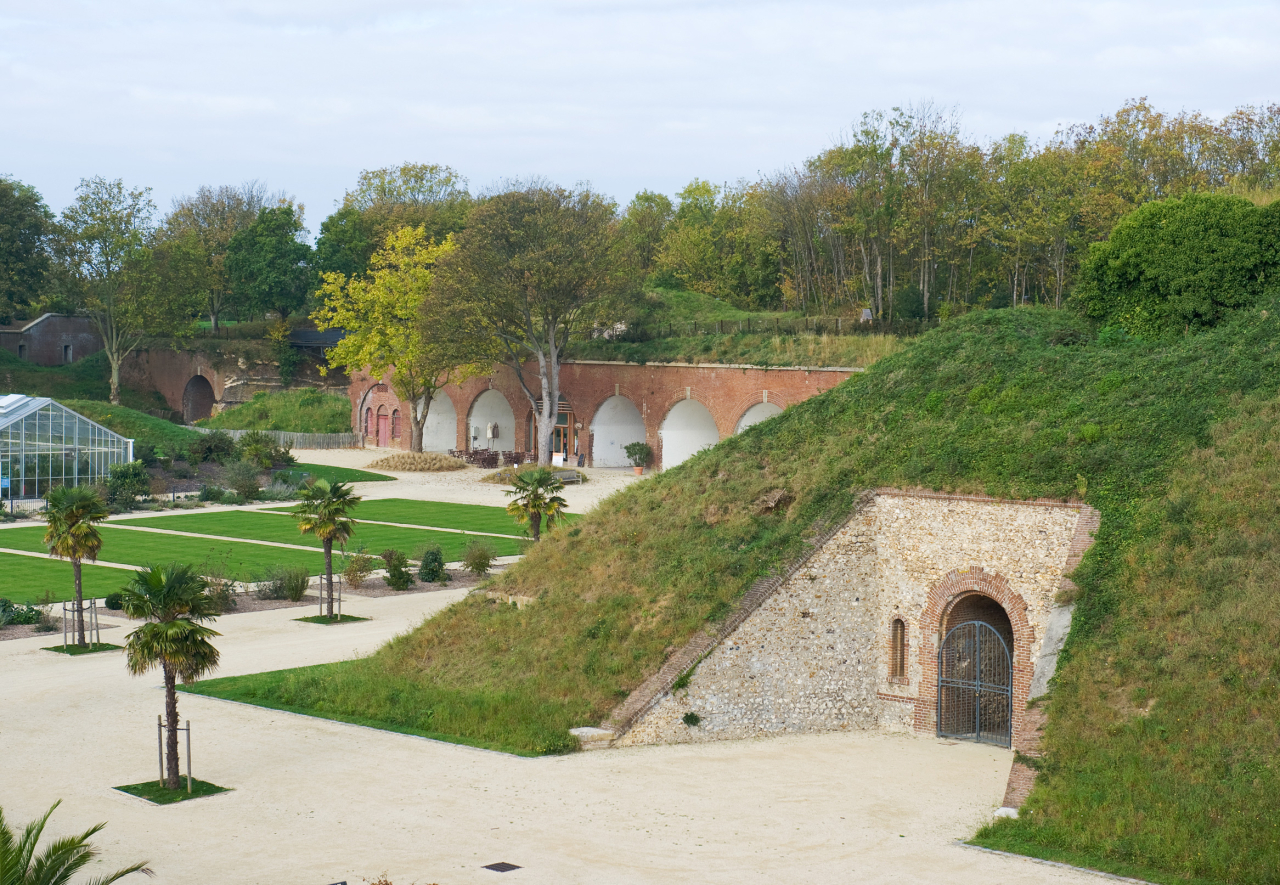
(225, 205), (312, 320)
(0, 176), (52, 324)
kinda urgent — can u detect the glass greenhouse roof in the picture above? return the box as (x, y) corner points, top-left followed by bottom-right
(0, 394), (133, 500)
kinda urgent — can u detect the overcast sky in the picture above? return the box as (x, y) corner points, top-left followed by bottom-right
(2, 0), (1277, 226)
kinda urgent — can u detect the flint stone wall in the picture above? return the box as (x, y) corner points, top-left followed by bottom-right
(615, 492), (1087, 748)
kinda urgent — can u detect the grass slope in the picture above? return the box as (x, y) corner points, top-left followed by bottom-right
(0, 349), (166, 412)
(0, 552), (131, 604)
(569, 331), (901, 368)
(187, 304), (1280, 881)
(61, 400), (202, 457)
(198, 389), (352, 433)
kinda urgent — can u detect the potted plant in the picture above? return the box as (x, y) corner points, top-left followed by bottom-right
(624, 442), (653, 475)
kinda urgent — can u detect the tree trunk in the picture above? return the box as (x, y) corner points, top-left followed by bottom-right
(108, 353), (122, 405)
(530, 511), (542, 542)
(163, 663), (180, 790)
(73, 558), (86, 646)
(410, 392), (432, 454)
(534, 344), (560, 467)
(324, 540), (334, 618)
(210, 308), (219, 334)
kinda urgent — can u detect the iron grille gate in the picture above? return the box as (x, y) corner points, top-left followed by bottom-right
(937, 621), (1012, 747)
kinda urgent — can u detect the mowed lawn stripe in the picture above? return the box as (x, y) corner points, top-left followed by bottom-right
(262, 498), (566, 535)
(0, 525), (324, 581)
(112, 511), (526, 561)
(0, 552), (134, 605)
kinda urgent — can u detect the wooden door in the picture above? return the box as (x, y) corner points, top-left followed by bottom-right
(377, 412), (390, 447)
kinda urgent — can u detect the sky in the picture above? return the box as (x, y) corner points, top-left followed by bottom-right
(2, 0), (1277, 227)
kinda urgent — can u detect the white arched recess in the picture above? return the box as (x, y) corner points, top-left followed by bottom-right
(421, 393), (458, 452)
(735, 401), (783, 434)
(659, 399), (719, 469)
(467, 390), (515, 450)
(591, 395), (646, 467)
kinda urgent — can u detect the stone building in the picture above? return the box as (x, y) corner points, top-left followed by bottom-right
(348, 360), (859, 469)
(0, 314), (101, 366)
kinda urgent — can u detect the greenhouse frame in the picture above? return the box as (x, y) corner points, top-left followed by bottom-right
(0, 395), (133, 501)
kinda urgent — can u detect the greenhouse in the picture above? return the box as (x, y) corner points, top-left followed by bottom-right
(0, 394), (133, 501)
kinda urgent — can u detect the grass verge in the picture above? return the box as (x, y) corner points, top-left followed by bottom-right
(42, 642), (122, 655)
(198, 389), (352, 433)
(114, 779), (230, 804)
(276, 463), (394, 484)
(965, 836), (1221, 885)
(295, 614), (369, 625)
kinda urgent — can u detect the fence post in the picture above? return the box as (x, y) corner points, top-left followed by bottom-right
(157, 715), (164, 786)
(186, 720), (192, 794)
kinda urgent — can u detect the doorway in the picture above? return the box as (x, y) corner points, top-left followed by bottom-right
(937, 595), (1013, 747)
(376, 406), (390, 447)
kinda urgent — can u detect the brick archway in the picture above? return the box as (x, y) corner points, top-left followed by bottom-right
(914, 567), (1037, 749)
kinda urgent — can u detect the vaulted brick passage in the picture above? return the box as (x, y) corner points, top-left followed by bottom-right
(182, 374), (215, 423)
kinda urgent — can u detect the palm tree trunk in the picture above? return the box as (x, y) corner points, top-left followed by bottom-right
(324, 540), (334, 618)
(73, 558), (86, 646)
(163, 663), (180, 790)
(531, 512), (542, 542)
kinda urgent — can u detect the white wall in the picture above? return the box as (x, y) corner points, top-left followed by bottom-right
(421, 393), (458, 452)
(659, 399), (719, 469)
(467, 389), (515, 450)
(590, 395), (646, 467)
(735, 401), (783, 434)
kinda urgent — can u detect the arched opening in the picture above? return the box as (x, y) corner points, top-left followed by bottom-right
(735, 401), (783, 434)
(421, 393), (458, 452)
(391, 409), (401, 440)
(182, 375), (216, 423)
(590, 395), (645, 467)
(364, 407), (373, 438)
(938, 593), (1014, 747)
(889, 618), (907, 681)
(468, 390), (515, 451)
(376, 405), (390, 447)
(659, 399), (719, 469)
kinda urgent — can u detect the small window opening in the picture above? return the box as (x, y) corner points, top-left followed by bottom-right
(890, 618), (907, 681)
(391, 409), (401, 438)
(63, 344), (72, 363)
(17, 344), (27, 360)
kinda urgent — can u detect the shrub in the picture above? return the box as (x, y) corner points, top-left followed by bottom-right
(365, 452), (467, 472)
(682, 711), (701, 727)
(235, 430), (295, 469)
(104, 592), (124, 611)
(342, 549), (377, 589)
(462, 538), (498, 577)
(416, 544), (448, 583)
(106, 460), (151, 508)
(624, 442), (653, 468)
(223, 460), (262, 501)
(170, 461), (194, 480)
(0, 597), (42, 626)
(188, 430), (236, 463)
(257, 480), (300, 502)
(197, 484), (225, 503)
(255, 565), (311, 601)
(380, 549), (415, 592)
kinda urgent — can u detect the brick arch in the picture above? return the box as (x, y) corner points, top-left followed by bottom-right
(725, 390), (791, 424)
(656, 388), (723, 468)
(913, 566), (1037, 750)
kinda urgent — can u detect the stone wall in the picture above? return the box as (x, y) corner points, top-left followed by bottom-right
(615, 492), (1097, 751)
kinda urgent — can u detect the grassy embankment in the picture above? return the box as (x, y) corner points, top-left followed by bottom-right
(61, 400), (201, 456)
(187, 301), (1280, 882)
(0, 349), (167, 412)
(198, 389), (353, 433)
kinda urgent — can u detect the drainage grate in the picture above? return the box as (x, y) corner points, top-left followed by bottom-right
(482, 862), (522, 872)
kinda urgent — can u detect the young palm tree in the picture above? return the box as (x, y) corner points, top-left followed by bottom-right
(122, 563), (221, 792)
(0, 800), (150, 884)
(292, 479), (361, 618)
(44, 485), (110, 647)
(504, 467), (568, 542)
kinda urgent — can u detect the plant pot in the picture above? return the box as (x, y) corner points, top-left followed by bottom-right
(633, 466), (644, 475)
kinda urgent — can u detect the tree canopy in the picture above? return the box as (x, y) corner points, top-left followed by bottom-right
(225, 205), (312, 319)
(0, 176), (53, 324)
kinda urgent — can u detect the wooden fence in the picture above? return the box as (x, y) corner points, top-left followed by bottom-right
(191, 427), (362, 449)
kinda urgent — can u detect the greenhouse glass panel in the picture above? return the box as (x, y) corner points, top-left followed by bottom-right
(0, 394), (132, 501)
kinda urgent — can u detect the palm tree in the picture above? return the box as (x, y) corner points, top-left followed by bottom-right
(44, 486), (110, 647)
(504, 467), (568, 542)
(292, 479), (361, 618)
(122, 563), (221, 792)
(0, 800), (151, 883)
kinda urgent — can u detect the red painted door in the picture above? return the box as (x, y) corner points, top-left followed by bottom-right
(377, 413), (390, 447)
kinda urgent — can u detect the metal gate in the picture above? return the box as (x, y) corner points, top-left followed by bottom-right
(937, 621), (1012, 747)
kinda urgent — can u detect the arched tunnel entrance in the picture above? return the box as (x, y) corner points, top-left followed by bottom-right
(182, 375), (216, 424)
(938, 593), (1014, 747)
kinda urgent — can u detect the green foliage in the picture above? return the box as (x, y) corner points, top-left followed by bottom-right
(623, 442), (652, 468)
(221, 460), (262, 500)
(187, 429), (236, 463)
(380, 549), (414, 591)
(198, 389), (352, 433)
(197, 484), (224, 503)
(105, 460), (150, 508)
(224, 205), (312, 320)
(314, 204), (375, 279)
(462, 539), (497, 577)
(233, 429), (294, 468)
(0, 597), (43, 626)
(682, 711), (701, 727)
(0, 800), (151, 883)
(104, 592), (123, 611)
(503, 466), (567, 542)
(114, 778), (229, 805)
(255, 565), (310, 602)
(0, 176), (53, 322)
(0, 349), (164, 412)
(1073, 193), (1277, 339)
(342, 548), (376, 589)
(416, 544), (448, 582)
(62, 400), (201, 458)
(273, 462), (394, 484)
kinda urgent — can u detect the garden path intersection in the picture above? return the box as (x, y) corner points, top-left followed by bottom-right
(0, 591), (1112, 884)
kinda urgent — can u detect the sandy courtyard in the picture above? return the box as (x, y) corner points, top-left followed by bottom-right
(0, 585), (1109, 885)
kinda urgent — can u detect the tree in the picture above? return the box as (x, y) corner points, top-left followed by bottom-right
(121, 563), (221, 792)
(224, 205), (312, 320)
(43, 486), (109, 647)
(0, 800), (151, 884)
(344, 162), (472, 247)
(292, 479), (360, 617)
(437, 183), (636, 465)
(314, 204), (376, 280)
(620, 190), (674, 275)
(55, 178), (201, 403)
(314, 227), (491, 451)
(163, 181), (280, 330)
(0, 176), (53, 324)
(504, 467), (567, 542)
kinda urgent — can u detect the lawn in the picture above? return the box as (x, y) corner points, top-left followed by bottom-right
(263, 498), (536, 536)
(0, 552), (133, 604)
(0, 526), (325, 581)
(114, 779), (230, 805)
(275, 463), (394, 484)
(114, 511), (526, 559)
